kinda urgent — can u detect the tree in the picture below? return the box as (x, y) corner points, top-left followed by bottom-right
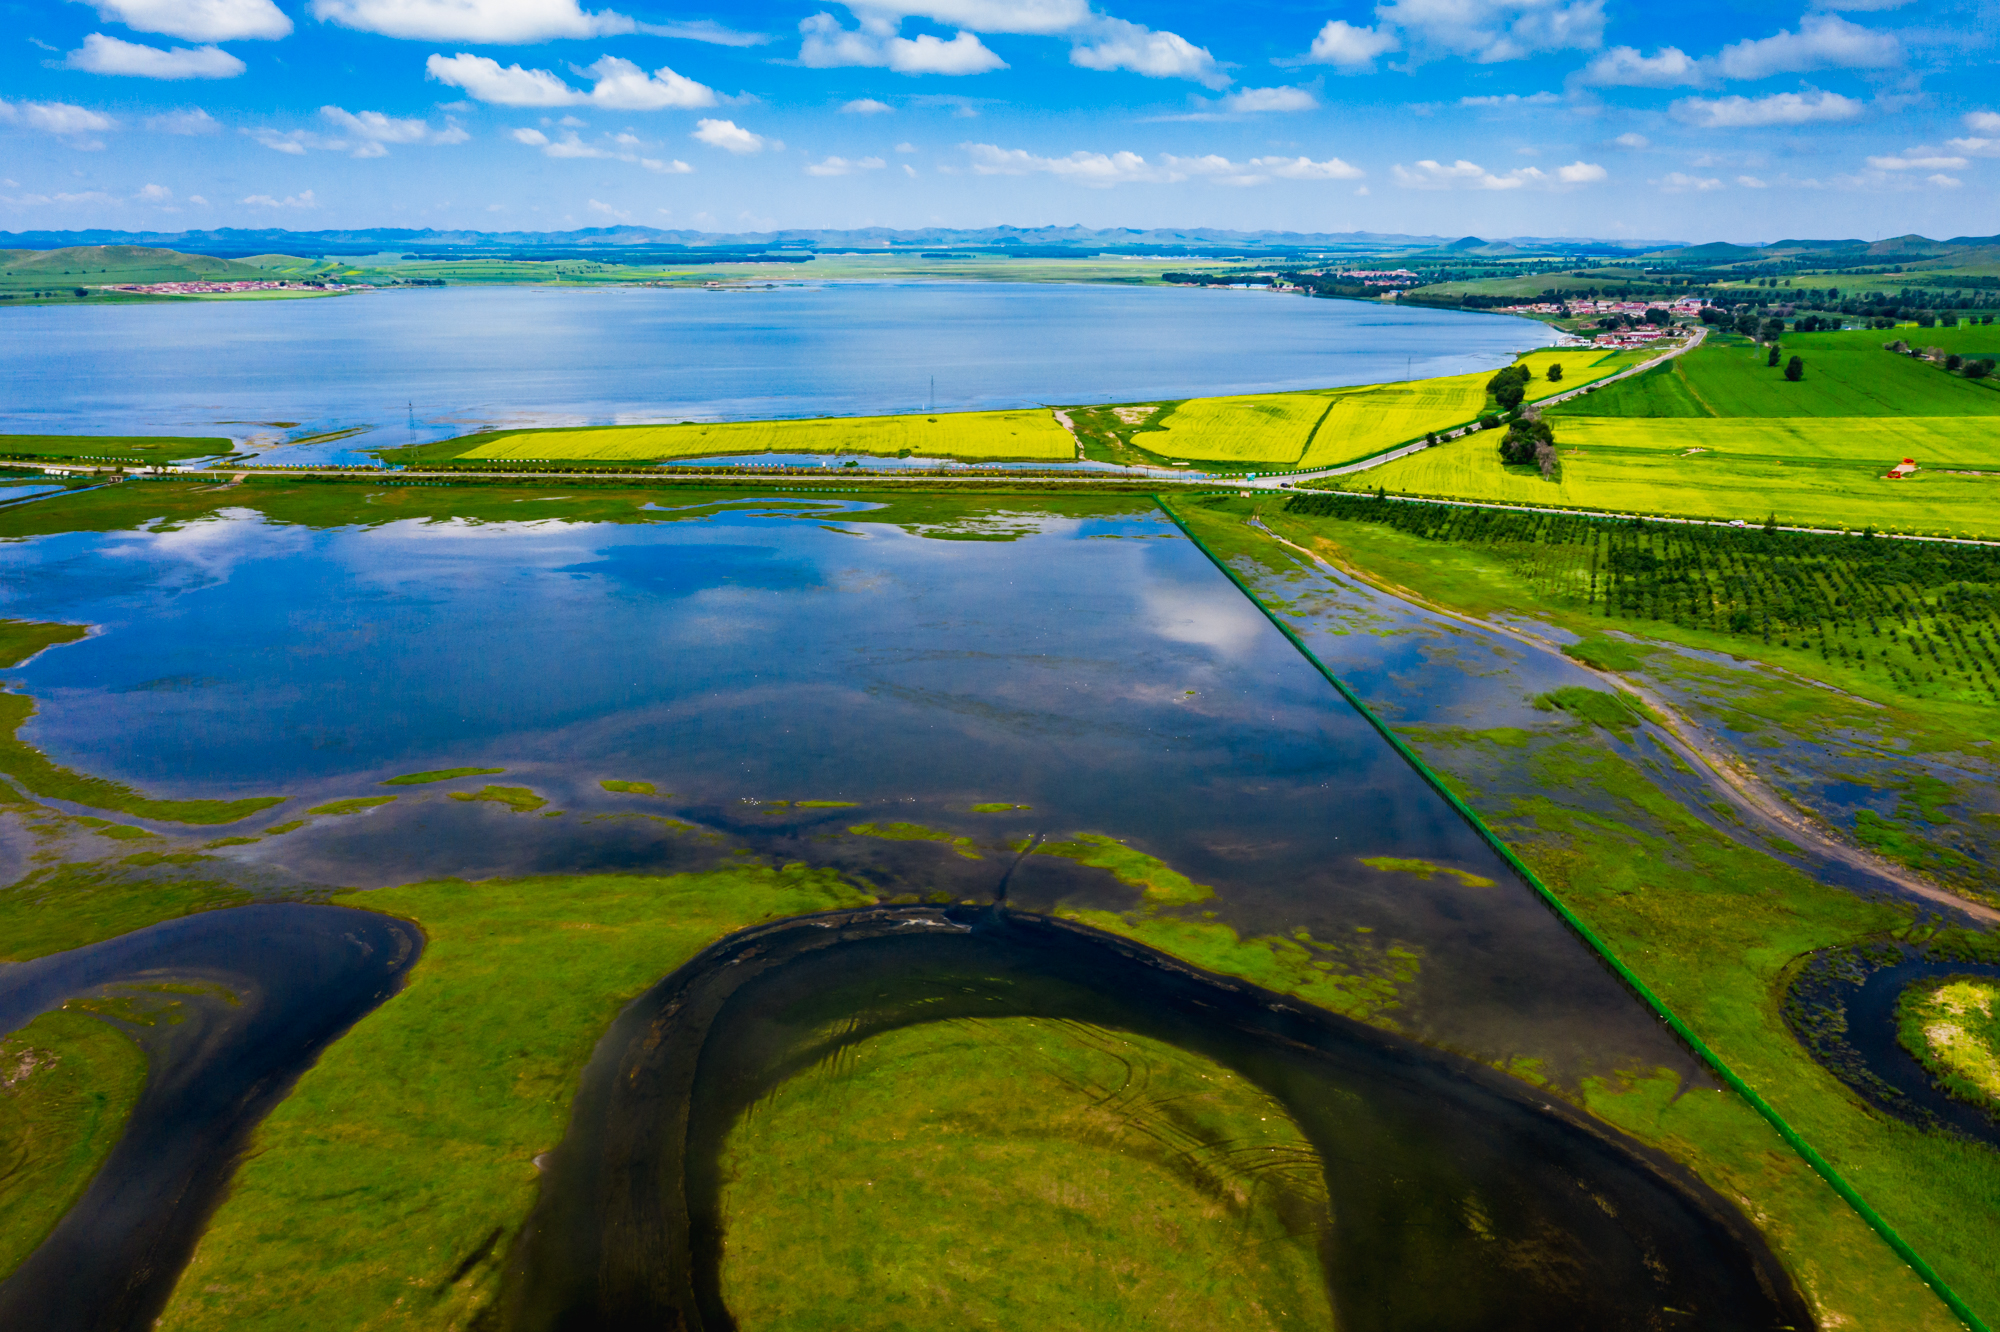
(1767, 342), (1781, 367)
(1946, 353), (1964, 371)
(1734, 312), (1761, 337)
(1547, 362), (1564, 382)
(1498, 416), (1552, 466)
(1486, 363), (1529, 413)
(1760, 317), (1786, 341)
(1643, 307), (1670, 327)
(1785, 355), (1804, 382)
(1966, 359), (1995, 380)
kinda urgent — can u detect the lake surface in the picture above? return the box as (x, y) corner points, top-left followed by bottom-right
(0, 284), (1557, 463)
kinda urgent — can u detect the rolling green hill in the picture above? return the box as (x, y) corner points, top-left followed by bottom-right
(0, 246), (276, 296)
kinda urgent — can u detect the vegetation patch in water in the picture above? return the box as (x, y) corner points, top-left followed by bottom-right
(155, 866), (878, 1332)
(305, 796), (396, 816)
(1531, 686), (1657, 734)
(717, 1016), (1334, 1332)
(449, 784), (548, 814)
(848, 820), (982, 859)
(792, 798), (858, 808)
(1897, 976), (2000, 1113)
(598, 779), (658, 795)
(1358, 855), (1497, 888)
(382, 767), (504, 786)
(1032, 833), (1211, 905)
(260, 820), (308, 835)
(0, 1008), (149, 1281)
(969, 801), (1031, 812)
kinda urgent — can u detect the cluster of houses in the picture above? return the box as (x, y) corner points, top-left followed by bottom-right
(105, 280), (351, 296)
(1502, 295), (1707, 317)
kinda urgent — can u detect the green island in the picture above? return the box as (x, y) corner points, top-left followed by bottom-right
(448, 785), (550, 814)
(1899, 976), (2000, 1112)
(382, 767), (505, 786)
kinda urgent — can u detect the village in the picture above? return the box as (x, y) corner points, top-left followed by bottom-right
(102, 279), (354, 297)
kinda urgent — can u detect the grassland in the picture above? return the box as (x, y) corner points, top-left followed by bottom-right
(1556, 336), (2000, 419)
(0, 1008), (149, 1280)
(0, 435), (233, 464)
(1898, 976), (2000, 1111)
(394, 408), (1076, 465)
(1171, 496), (1998, 1327)
(154, 867), (878, 1332)
(0, 864), (255, 964)
(719, 1017), (1332, 1332)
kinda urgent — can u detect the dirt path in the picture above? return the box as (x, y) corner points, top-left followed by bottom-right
(1246, 515), (2000, 926)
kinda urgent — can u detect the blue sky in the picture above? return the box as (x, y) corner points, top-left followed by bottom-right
(2, 0), (1995, 240)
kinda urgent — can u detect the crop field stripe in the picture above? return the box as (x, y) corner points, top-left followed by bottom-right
(1154, 494), (1988, 1332)
(1296, 396), (1342, 464)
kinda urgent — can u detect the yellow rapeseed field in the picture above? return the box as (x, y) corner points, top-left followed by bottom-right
(1143, 393), (1338, 465)
(456, 408), (1077, 462)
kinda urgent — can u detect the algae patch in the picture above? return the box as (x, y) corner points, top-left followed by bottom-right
(848, 821), (982, 860)
(1359, 855), (1497, 889)
(305, 796), (397, 817)
(1032, 833), (1211, 905)
(450, 785), (549, 814)
(381, 767), (505, 786)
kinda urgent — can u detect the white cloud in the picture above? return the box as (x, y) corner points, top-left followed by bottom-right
(895, 140), (916, 150)
(1373, 0), (1606, 65)
(242, 189), (317, 207)
(0, 99), (117, 148)
(146, 107), (221, 133)
(136, 182), (173, 201)
(960, 142), (1361, 186)
(246, 108), (464, 158)
(66, 33), (245, 78)
(425, 53), (715, 109)
(1967, 110), (2000, 133)
(644, 19), (770, 45)
(1927, 173), (1960, 188)
(1715, 15), (1899, 81)
(842, 97), (895, 114)
(806, 154), (887, 175)
(1613, 132), (1648, 148)
(1303, 20), (1398, 70)
(85, 0), (290, 41)
(1070, 18), (1227, 87)
(1737, 174), (1767, 186)
(1576, 45), (1701, 87)
(1392, 156), (1604, 189)
(1867, 150), (1967, 170)
(588, 198), (629, 219)
(902, 161), (917, 176)
(1460, 91), (1561, 106)
(1947, 136), (1999, 157)
(1671, 89), (1863, 128)
(691, 118), (772, 152)
(511, 127), (550, 145)
(842, 0), (1090, 35)
(249, 127), (313, 154)
(512, 126), (690, 170)
(1654, 171), (1723, 191)
(1223, 86), (1317, 112)
(310, 0), (634, 41)
(798, 13), (1007, 74)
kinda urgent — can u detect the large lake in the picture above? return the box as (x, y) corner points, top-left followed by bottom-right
(1, 283), (1556, 462)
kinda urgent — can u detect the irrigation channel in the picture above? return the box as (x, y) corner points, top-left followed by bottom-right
(0, 906), (420, 1332)
(508, 905), (1808, 1332)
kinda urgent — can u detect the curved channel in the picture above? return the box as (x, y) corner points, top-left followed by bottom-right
(0, 904), (423, 1332)
(504, 905), (1810, 1332)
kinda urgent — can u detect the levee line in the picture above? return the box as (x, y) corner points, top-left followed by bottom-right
(1153, 492), (1988, 1332)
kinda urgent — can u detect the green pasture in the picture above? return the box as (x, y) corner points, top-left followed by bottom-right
(0, 435), (233, 463)
(1338, 419), (2000, 536)
(0, 1008), (149, 1279)
(720, 1017), (1333, 1332)
(433, 408), (1075, 464)
(1559, 339), (2000, 419)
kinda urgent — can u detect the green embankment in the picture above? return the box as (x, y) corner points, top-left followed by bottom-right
(1898, 976), (2000, 1111)
(156, 867), (878, 1332)
(0, 1008), (149, 1279)
(1174, 496), (1996, 1328)
(719, 1017), (1333, 1332)
(0, 435), (234, 464)
(0, 621), (285, 825)
(388, 408), (1076, 465)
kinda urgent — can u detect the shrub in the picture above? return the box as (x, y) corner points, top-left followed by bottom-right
(1785, 355), (1804, 382)
(1767, 342), (1781, 367)
(1547, 362), (1564, 382)
(1498, 416), (1553, 466)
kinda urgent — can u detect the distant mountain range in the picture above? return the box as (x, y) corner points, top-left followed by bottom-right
(4, 225), (1996, 265)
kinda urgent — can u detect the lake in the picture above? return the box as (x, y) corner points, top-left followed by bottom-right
(0, 283), (1557, 463)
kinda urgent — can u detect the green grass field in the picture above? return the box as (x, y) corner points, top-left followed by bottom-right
(0, 435), (233, 464)
(719, 1017), (1332, 1332)
(1558, 337), (2000, 419)
(434, 409), (1076, 464)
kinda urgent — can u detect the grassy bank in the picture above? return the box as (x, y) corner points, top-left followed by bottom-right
(155, 866), (877, 1332)
(1173, 495), (1997, 1327)
(0, 435), (233, 465)
(0, 1008), (149, 1279)
(719, 1016), (1333, 1332)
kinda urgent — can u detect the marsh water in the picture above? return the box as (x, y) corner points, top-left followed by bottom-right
(0, 491), (1799, 1326)
(0, 284), (1556, 463)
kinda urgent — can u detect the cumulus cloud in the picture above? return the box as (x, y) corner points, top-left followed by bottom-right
(1866, 149), (1968, 170)
(311, 0), (635, 41)
(247, 107), (465, 158)
(1222, 86), (1317, 112)
(1613, 132), (1648, 148)
(1392, 156), (1605, 189)
(842, 0), (1090, 35)
(1737, 174), (1767, 186)
(691, 118), (773, 153)
(1967, 110), (2000, 133)
(799, 13), (1006, 74)
(961, 142), (1361, 186)
(1951, 111), (2000, 156)
(1576, 45), (1702, 87)
(1714, 15), (1899, 80)
(136, 182), (173, 201)
(1460, 91), (1561, 106)
(0, 99), (118, 148)
(512, 126), (691, 171)
(242, 189), (317, 207)
(1654, 171), (1723, 191)
(84, 0), (291, 41)
(1372, 0), (1607, 65)
(1303, 20), (1398, 70)
(425, 53), (716, 109)
(646, 18), (771, 45)
(806, 154), (887, 175)
(1927, 173), (1960, 188)
(146, 107), (221, 133)
(65, 33), (244, 78)
(1671, 89), (1863, 128)
(842, 97), (895, 114)
(1070, 18), (1227, 86)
